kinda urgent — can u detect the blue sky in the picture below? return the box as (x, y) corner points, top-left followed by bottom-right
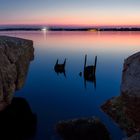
(0, 0), (140, 26)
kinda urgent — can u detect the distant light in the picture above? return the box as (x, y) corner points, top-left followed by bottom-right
(88, 29), (98, 32)
(41, 27), (48, 31)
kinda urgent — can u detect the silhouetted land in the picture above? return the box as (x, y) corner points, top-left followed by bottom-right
(99, 28), (140, 31)
(0, 28), (41, 31)
(49, 27), (140, 31)
(0, 27), (140, 31)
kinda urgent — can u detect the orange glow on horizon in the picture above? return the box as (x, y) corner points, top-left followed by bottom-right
(1, 16), (140, 27)
(1, 0), (140, 28)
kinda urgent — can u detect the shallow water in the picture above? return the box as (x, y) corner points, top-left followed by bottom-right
(0, 31), (140, 140)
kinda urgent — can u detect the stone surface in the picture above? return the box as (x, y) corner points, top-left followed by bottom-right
(121, 52), (140, 97)
(102, 52), (140, 137)
(56, 117), (110, 140)
(102, 94), (140, 136)
(0, 36), (34, 110)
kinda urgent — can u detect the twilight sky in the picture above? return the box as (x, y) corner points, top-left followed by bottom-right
(0, 0), (140, 27)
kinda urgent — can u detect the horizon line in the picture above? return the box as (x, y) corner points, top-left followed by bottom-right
(0, 23), (140, 28)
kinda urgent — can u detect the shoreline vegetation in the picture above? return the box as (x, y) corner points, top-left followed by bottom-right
(0, 27), (140, 32)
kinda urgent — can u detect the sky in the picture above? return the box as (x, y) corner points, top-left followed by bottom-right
(0, 0), (140, 27)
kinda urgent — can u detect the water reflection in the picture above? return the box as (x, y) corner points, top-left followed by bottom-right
(80, 55), (97, 89)
(0, 97), (37, 140)
(54, 58), (67, 77)
(1, 31), (140, 140)
(84, 73), (96, 89)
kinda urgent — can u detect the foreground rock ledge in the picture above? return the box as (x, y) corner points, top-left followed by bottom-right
(102, 52), (140, 137)
(56, 117), (110, 140)
(0, 36), (34, 110)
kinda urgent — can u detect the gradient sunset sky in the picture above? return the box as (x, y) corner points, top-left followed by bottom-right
(0, 0), (140, 27)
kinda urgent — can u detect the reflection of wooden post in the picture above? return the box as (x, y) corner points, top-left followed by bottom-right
(93, 74), (96, 90)
(54, 58), (67, 78)
(63, 70), (66, 78)
(84, 54), (87, 69)
(55, 59), (59, 66)
(64, 58), (66, 67)
(82, 55), (98, 90)
(84, 77), (87, 89)
(94, 56), (97, 74)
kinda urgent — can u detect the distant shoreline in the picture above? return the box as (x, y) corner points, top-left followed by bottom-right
(0, 27), (140, 31)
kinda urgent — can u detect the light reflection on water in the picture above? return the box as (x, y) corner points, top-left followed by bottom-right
(0, 31), (140, 140)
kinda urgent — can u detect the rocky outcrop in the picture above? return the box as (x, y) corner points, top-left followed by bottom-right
(0, 36), (34, 111)
(121, 52), (140, 97)
(56, 117), (110, 140)
(102, 52), (140, 136)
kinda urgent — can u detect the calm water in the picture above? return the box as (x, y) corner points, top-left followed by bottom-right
(1, 31), (140, 140)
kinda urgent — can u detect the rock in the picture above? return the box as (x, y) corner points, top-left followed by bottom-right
(102, 95), (140, 136)
(121, 52), (140, 97)
(56, 117), (110, 140)
(102, 52), (140, 136)
(0, 36), (34, 111)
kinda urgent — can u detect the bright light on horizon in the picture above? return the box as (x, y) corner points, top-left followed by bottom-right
(41, 27), (48, 31)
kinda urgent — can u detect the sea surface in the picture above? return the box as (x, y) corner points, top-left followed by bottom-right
(0, 31), (140, 140)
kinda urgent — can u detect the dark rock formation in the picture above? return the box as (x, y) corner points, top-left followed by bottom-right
(0, 36), (34, 110)
(0, 97), (37, 140)
(56, 117), (110, 140)
(102, 52), (140, 137)
(102, 95), (140, 136)
(121, 52), (140, 97)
